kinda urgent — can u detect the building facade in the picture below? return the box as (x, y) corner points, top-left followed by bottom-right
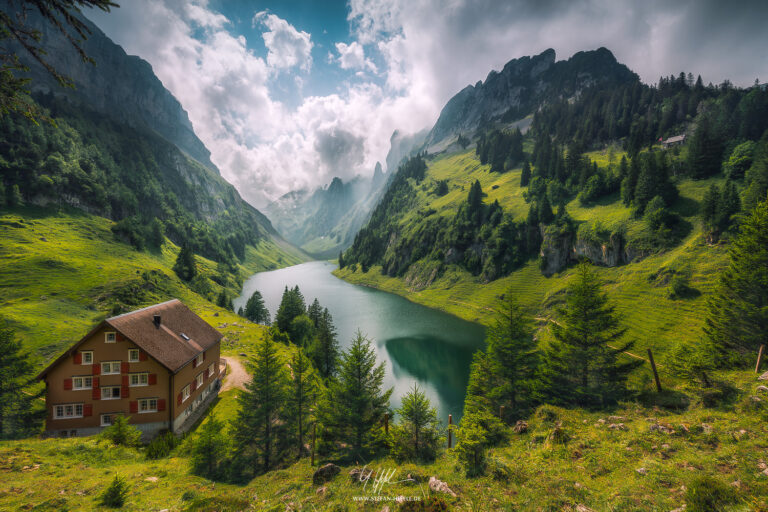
(38, 299), (222, 439)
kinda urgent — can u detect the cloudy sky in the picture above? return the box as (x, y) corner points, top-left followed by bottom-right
(87, 0), (768, 208)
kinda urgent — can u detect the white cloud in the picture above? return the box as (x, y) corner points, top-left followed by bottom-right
(86, 0), (768, 209)
(254, 11), (313, 72)
(335, 41), (377, 73)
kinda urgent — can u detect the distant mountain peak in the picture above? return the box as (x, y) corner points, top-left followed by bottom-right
(423, 47), (637, 150)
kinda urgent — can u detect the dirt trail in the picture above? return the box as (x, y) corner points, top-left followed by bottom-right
(220, 357), (251, 391)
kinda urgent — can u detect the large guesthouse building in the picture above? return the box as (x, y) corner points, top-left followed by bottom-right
(38, 299), (222, 438)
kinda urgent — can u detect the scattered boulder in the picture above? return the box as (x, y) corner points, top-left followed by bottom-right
(649, 423), (675, 434)
(608, 423), (628, 431)
(700, 423), (713, 434)
(513, 420), (528, 434)
(144, 476), (159, 483)
(315, 486), (327, 496)
(575, 505), (595, 512)
(596, 418), (606, 425)
(757, 385), (768, 393)
(428, 476), (457, 497)
(758, 371), (768, 381)
(636, 467), (647, 476)
(313, 463), (340, 485)
(213, 312), (219, 317)
(607, 416), (625, 422)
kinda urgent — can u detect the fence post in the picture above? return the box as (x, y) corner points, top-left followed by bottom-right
(447, 414), (453, 449)
(756, 344), (765, 373)
(311, 423), (316, 466)
(647, 348), (662, 392)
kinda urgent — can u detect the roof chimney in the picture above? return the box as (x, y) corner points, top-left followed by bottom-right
(153, 314), (161, 328)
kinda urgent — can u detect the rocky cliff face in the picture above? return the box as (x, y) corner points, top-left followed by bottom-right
(540, 228), (649, 276)
(10, 7), (216, 173)
(423, 47), (638, 150)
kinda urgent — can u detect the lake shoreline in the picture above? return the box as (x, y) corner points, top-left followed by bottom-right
(234, 260), (486, 422)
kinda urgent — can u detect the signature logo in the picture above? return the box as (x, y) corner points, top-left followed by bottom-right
(355, 464), (413, 495)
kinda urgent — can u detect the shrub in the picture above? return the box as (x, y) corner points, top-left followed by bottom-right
(100, 416), (141, 447)
(145, 431), (180, 460)
(100, 475), (129, 508)
(685, 475), (737, 511)
(399, 496), (450, 511)
(488, 456), (512, 482)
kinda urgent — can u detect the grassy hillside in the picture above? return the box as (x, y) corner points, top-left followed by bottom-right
(335, 148), (729, 367)
(0, 205), (306, 366)
(2, 370), (767, 511)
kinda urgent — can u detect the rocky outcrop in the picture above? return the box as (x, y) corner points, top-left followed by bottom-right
(540, 228), (650, 276)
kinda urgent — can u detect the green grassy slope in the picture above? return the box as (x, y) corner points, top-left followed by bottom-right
(335, 148), (729, 365)
(2, 371), (767, 511)
(0, 205), (306, 366)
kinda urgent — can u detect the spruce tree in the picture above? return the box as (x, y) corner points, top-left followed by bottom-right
(275, 286), (306, 333)
(391, 384), (441, 462)
(485, 296), (538, 422)
(322, 331), (392, 459)
(538, 195), (554, 224)
(190, 414), (228, 480)
(338, 251), (345, 269)
(704, 196), (768, 361)
(520, 160), (531, 187)
(537, 263), (641, 407)
(244, 290), (270, 325)
(701, 183), (720, 230)
(173, 244), (197, 281)
(687, 113), (724, 179)
(307, 298), (323, 328)
(232, 330), (289, 476)
(0, 326), (43, 438)
(287, 348), (316, 459)
(309, 308), (339, 379)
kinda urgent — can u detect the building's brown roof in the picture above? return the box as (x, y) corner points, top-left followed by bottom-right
(38, 299), (222, 378)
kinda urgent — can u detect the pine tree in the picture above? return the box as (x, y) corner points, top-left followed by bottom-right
(537, 263), (641, 407)
(172, 244), (197, 281)
(287, 348), (316, 459)
(244, 290), (270, 325)
(704, 196), (768, 362)
(716, 180), (741, 231)
(232, 330), (289, 476)
(322, 331), (391, 459)
(0, 327), (43, 438)
(391, 384), (441, 462)
(309, 308), (339, 379)
(520, 160), (531, 187)
(338, 251), (345, 269)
